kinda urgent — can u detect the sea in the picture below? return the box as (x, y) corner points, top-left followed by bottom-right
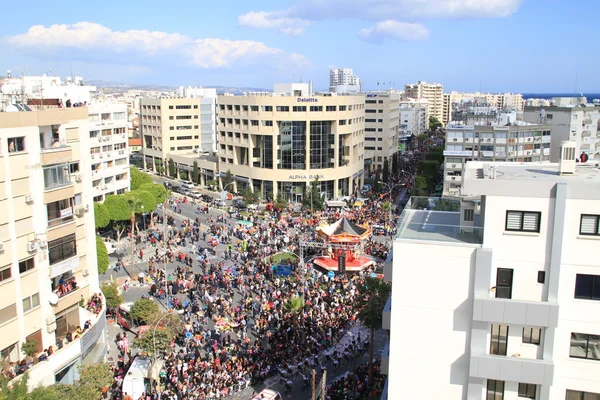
(523, 93), (600, 101)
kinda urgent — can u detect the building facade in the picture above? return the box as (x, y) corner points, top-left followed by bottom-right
(449, 91), (524, 112)
(443, 123), (552, 196)
(385, 158), (600, 400)
(329, 68), (360, 92)
(0, 108), (107, 389)
(523, 102), (600, 161)
(404, 81), (444, 124)
(364, 92), (400, 172)
(216, 87), (365, 200)
(88, 103), (130, 202)
(175, 87), (218, 153)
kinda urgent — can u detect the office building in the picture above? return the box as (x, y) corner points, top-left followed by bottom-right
(88, 103), (130, 202)
(176, 86), (218, 153)
(443, 122), (552, 196)
(404, 81), (445, 124)
(216, 83), (365, 200)
(140, 98), (218, 183)
(329, 68), (361, 93)
(364, 91), (400, 172)
(0, 107), (107, 389)
(385, 149), (600, 399)
(523, 98), (600, 161)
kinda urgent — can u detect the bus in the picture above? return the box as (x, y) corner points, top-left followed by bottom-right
(116, 302), (148, 335)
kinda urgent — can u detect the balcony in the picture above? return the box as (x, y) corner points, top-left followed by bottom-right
(445, 175), (462, 183)
(41, 145), (72, 166)
(396, 197), (483, 244)
(445, 162), (463, 170)
(381, 339), (390, 375)
(469, 353), (554, 386)
(382, 296), (391, 330)
(583, 118), (593, 125)
(582, 130), (592, 137)
(473, 297), (559, 328)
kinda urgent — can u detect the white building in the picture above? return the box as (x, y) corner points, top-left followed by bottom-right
(404, 81), (444, 124)
(384, 150), (600, 400)
(88, 103), (130, 202)
(364, 91), (400, 172)
(523, 99), (600, 160)
(399, 99), (428, 138)
(176, 86), (218, 153)
(449, 91), (525, 112)
(329, 68), (360, 93)
(0, 107), (107, 389)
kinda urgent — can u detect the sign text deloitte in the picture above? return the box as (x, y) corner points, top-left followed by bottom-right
(297, 98), (318, 103)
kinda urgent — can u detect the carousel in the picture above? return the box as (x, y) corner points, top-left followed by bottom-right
(311, 217), (375, 273)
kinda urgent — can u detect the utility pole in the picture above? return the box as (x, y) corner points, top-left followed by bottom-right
(311, 369), (316, 400)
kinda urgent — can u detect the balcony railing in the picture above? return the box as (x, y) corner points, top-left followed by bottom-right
(47, 207), (74, 228)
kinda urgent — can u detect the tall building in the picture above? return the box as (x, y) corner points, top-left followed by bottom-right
(329, 68), (361, 93)
(404, 81), (444, 125)
(523, 98), (600, 161)
(399, 99), (428, 138)
(88, 103), (130, 202)
(364, 91), (400, 172)
(443, 122), (552, 196)
(0, 107), (107, 389)
(140, 98), (218, 182)
(176, 86), (218, 153)
(385, 154), (600, 400)
(448, 91), (524, 112)
(216, 83), (365, 200)
(443, 93), (452, 127)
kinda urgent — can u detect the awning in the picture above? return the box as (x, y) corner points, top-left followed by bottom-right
(233, 176), (250, 184)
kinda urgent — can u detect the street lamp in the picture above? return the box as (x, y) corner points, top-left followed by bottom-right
(152, 311), (173, 400)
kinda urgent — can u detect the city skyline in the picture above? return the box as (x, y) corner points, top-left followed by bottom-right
(1, 0), (599, 92)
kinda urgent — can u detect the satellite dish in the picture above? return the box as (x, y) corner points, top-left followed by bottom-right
(48, 293), (59, 305)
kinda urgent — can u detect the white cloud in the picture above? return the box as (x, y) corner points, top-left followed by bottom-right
(359, 21), (429, 43)
(240, 0), (524, 36)
(238, 11), (312, 36)
(4, 22), (308, 69)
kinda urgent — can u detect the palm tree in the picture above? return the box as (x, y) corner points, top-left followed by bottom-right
(354, 276), (391, 387)
(283, 296), (304, 313)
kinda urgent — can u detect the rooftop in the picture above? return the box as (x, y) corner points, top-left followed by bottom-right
(396, 197), (482, 245)
(465, 161), (600, 184)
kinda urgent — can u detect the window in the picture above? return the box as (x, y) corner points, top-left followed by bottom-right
(175, 105), (191, 110)
(48, 234), (77, 265)
(537, 271), (546, 284)
(69, 162), (80, 174)
(251, 106), (259, 112)
(505, 211), (541, 233)
(251, 120), (259, 126)
(0, 266), (11, 282)
(522, 327), (541, 345)
(276, 106), (289, 112)
(43, 164), (71, 190)
(339, 120), (347, 126)
(570, 332), (600, 360)
(22, 293), (40, 312)
(580, 215), (600, 236)
(310, 106), (323, 112)
(339, 106), (347, 111)
(326, 106), (337, 112)
(490, 324), (508, 355)
(365, 119), (376, 123)
(518, 383), (536, 399)
(496, 268), (513, 299)
(262, 106), (273, 112)
(464, 209), (474, 222)
(366, 100), (377, 104)
(0, 304), (17, 325)
(293, 106), (307, 112)
(575, 274), (600, 300)
(242, 105), (248, 111)
(176, 115), (192, 120)
(365, 109), (377, 114)
(194, 105), (198, 109)
(486, 379), (504, 400)
(263, 121), (273, 127)
(8, 137), (25, 153)
(566, 390), (600, 400)
(169, 105), (173, 109)
(18, 258), (35, 274)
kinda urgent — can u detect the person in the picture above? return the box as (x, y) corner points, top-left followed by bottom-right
(123, 392), (133, 400)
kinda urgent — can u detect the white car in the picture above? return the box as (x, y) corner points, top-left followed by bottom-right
(181, 181), (195, 189)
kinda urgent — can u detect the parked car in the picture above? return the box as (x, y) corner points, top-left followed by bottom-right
(171, 185), (182, 194)
(189, 191), (202, 200)
(163, 182), (173, 189)
(181, 180), (195, 189)
(247, 204), (258, 211)
(233, 199), (247, 209)
(213, 199), (227, 207)
(200, 194), (213, 203)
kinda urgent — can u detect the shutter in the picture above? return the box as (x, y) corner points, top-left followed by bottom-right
(506, 211), (523, 230)
(522, 212), (540, 232)
(581, 215), (599, 235)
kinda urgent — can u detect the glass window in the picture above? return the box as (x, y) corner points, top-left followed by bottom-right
(48, 234), (77, 265)
(276, 106), (289, 112)
(278, 121), (306, 170)
(566, 390), (600, 400)
(18, 258), (35, 274)
(251, 106), (259, 112)
(486, 379), (504, 400)
(506, 211), (541, 232)
(570, 332), (600, 360)
(0, 266), (12, 282)
(575, 274), (600, 300)
(490, 324), (508, 355)
(518, 383), (536, 399)
(309, 121), (334, 170)
(8, 137), (25, 153)
(43, 164), (72, 190)
(522, 327), (541, 345)
(22, 293), (39, 312)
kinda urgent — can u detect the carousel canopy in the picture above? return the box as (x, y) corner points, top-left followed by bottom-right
(317, 217), (370, 239)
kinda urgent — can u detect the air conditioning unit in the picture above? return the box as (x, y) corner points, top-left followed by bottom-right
(121, 134), (126, 138)
(119, 150), (125, 155)
(38, 240), (47, 249)
(75, 175), (82, 183)
(451, 164), (456, 168)
(84, 204), (90, 212)
(24, 193), (34, 203)
(75, 207), (85, 217)
(99, 154), (104, 158)
(91, 154), (95, 159)
(27, 241), (39, 253)
(486, 138), (492, 142)
(453, 138), (458, 142)
(82, 269), (89, 277)
(508, 151), (516, 156)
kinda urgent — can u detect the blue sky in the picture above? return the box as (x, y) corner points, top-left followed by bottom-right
(1, 0), (598, 92)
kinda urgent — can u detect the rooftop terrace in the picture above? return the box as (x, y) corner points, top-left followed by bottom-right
(396, 197), (482, 245)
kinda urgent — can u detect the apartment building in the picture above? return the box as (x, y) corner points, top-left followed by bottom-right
(384, 151), (600, 400)
(88, 103), (130, 202)
(175, 86), (218, 153)
(216, 83), (365, 200)
(449, 91), (525, 112)
(364, 92), (400, 172)
(404, 81), (444, 124)
(523, 99), (600, 161)
(399, 99), (428, 138)
(443, 123), (552, 196)
(0, 108), (107, 389)
(329, 68), (360, 92)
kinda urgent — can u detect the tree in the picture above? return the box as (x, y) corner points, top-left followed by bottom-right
(374, 168), (381, 188)
(96, 236), (109, 274)
(354, 276), (391, 387)
(0, 373), (28, 400)
(283, 296), (303, 313)
(30, 383), (99, 400)
(275, 192), (287, 210)
(103, 195), (131, 242)
(416, 134), (429, 149)
(133, 312), (183, 356)
(130, 299), (160, 325)
(429, 116), (443, 131)
(303, 178), (324, 211)
(78, 363), (113, 396)
(382, 201), (391, 212)
(21, 338), (38, 358)
(425, 147), (444, 164)
(221, 170), (233, 190)
(241, 188), (259, 205)
(130, 167), (152, 191)
(192, 161), (200, 184)
(101, 283), (123, 309)
(417, 160), (441, 187)
(410, 175), (429, 196)
(94, 202), (110, 229)
(392, 152), (399, 176)
(168, 158), (176, 178)
(138, 183), (168, 227)
(382, 159), (390, 183)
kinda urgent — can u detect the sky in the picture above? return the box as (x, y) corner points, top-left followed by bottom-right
(1, 0), (599, 93)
